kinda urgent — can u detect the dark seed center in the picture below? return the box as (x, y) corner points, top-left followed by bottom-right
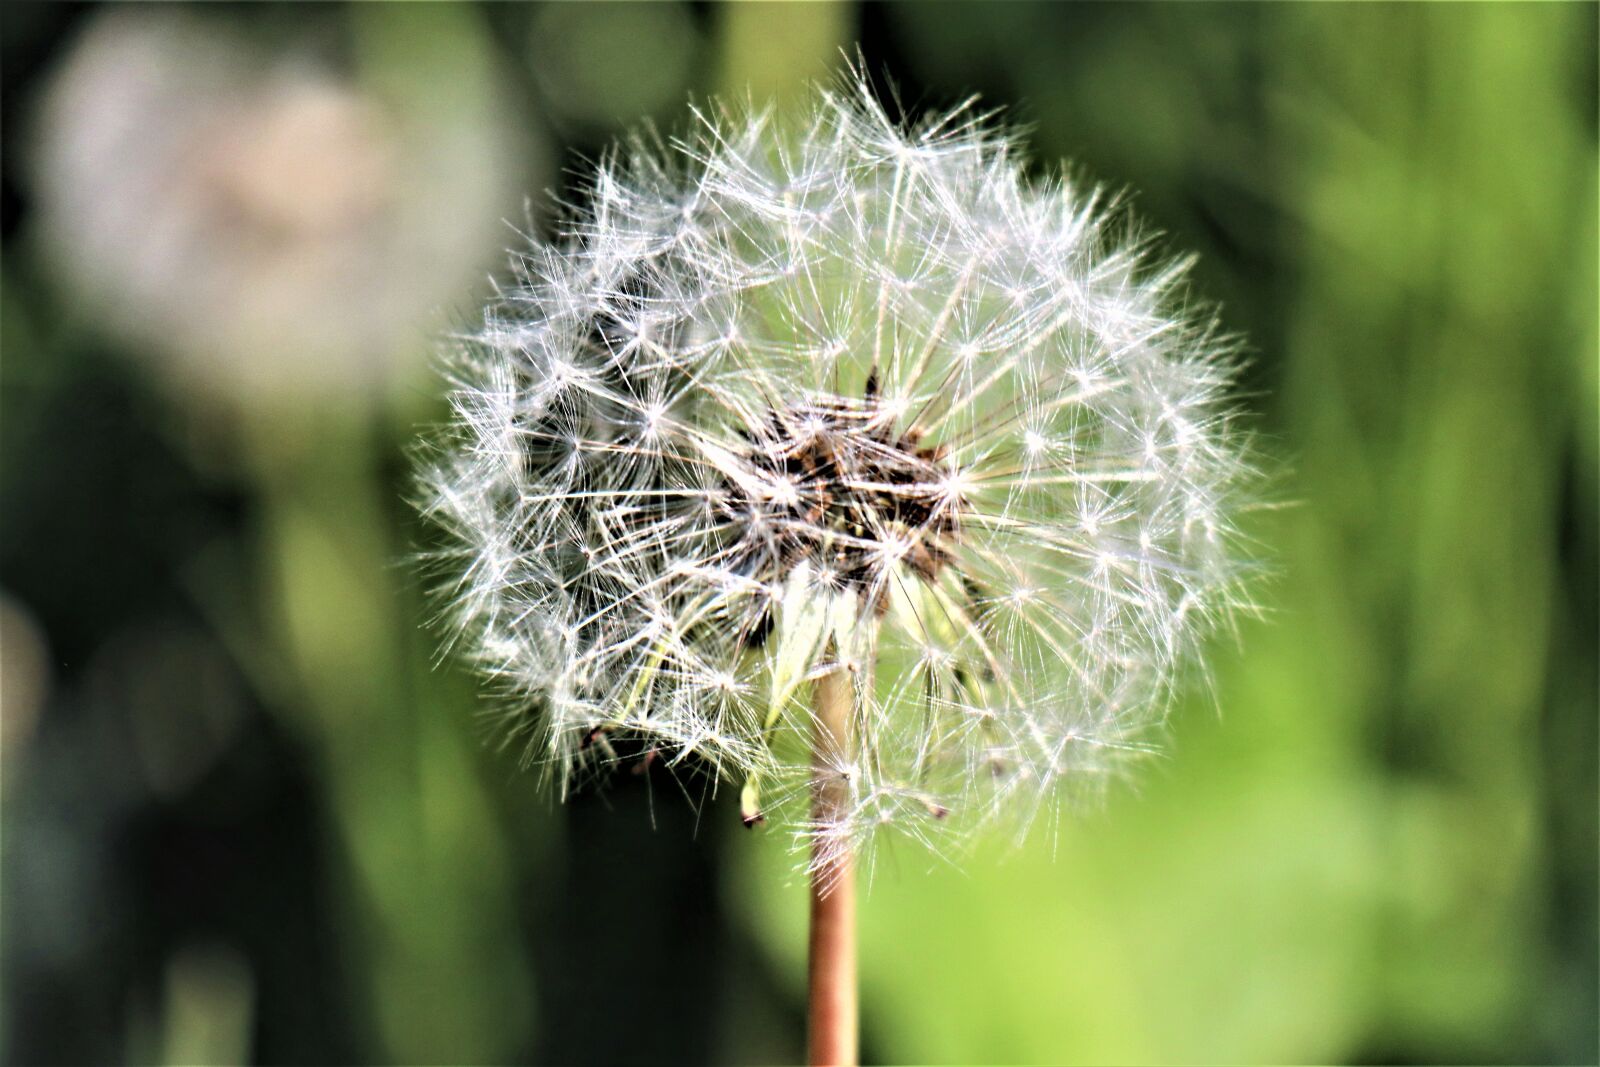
(725, 388), (965, 618)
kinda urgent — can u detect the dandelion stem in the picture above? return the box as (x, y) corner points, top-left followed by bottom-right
(807, 663), (857, 1067)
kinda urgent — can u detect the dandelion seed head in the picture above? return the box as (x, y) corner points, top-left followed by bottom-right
(419, 73), (1259, 874)
(33, 6), (528, 410)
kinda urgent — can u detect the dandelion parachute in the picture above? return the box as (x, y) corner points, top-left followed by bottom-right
(419, 76), (1257, 872)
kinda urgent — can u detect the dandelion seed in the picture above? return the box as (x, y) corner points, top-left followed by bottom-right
(419, 74), (1258, 879)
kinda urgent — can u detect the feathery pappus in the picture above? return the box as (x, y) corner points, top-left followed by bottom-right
(419, 75), (1259, 874)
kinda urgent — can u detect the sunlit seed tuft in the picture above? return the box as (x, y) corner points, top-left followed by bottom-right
(418, 72), (1260, 876)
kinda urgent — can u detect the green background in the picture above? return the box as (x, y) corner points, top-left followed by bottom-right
(2, 3), (1595, 1064)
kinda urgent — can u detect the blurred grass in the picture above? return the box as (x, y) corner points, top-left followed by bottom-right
(1, 2), (1594, 1065)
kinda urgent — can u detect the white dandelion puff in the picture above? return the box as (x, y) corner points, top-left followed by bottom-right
(419, 76), (1259, 875)
(30, 6), (531, 410)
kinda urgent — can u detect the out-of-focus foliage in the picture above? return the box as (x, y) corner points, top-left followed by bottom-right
(1, 3), (1593, 1065)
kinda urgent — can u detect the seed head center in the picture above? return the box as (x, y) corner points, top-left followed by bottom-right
(731, 389), (964, 605)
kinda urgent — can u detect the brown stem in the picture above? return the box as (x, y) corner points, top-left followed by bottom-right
(807, 665), (857, 1067)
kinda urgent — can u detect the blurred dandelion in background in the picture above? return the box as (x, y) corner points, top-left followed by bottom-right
(28, 5), (530, 411)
